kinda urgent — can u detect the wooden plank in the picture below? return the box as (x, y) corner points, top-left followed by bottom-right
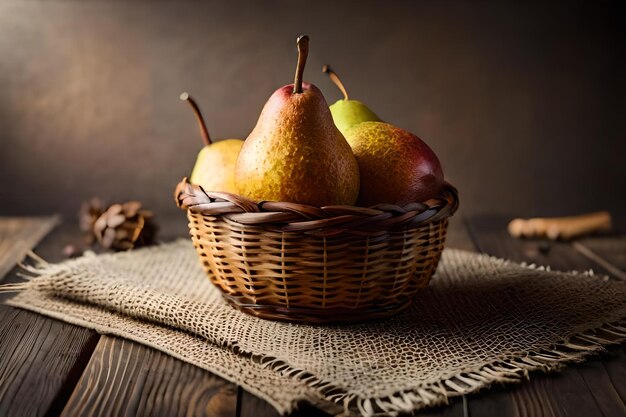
(0, 219), (100, 417)
(602, 345), (626, 406)
(542, 367), (604, 417)
(415, 397), (467, 417)
(509, 375), (558, 417)
(465, 214), (626, 417)
(463, 386), (519, 417)
(576, 356), (626, 417)
(466, 215), (620, 278)
(238, 390), (281, 417)
(62, 336), (237, 417)
(468, 368), (613, 417)
(445, 216), (476, 252)
(573, 237), (626, 281)
(577, 237), (626, 272)
(0, 305), (99, 417)
(0, 220), (81, 291)
(0, 216), (59, 281)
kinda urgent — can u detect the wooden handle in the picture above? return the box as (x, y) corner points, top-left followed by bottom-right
(508, 211), (612, 240)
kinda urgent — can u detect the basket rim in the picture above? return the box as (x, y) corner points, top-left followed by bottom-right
(174, 177), (458, 233)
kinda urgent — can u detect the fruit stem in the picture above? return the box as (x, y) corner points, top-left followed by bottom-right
(180, 92), (212, 146)
(293, 35), (309, 94)
(322, 65), (349, 100)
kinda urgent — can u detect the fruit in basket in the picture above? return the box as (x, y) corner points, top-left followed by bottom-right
(323, 65), (382, 135)
(181, 92), (243, 193)
(235, 36), (359, 206)
(345, 121), (444, 206)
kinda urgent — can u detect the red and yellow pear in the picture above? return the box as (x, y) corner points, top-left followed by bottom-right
(346, 121), (444, 206)
(322, 67), (444, 206)
(235, 36), (359, 206)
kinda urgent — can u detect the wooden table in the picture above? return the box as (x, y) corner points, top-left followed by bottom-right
(0, 215), (624, 417)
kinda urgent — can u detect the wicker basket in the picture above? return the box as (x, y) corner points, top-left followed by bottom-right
(175, 178), (459, 324)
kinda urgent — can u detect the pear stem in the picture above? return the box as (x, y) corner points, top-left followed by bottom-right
(180, 92), (212, 146)
(293, 35), (309, 94)
(322, 65), (349, 100)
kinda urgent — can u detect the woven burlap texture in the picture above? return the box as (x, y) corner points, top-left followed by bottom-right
(4, 240), (626, 416)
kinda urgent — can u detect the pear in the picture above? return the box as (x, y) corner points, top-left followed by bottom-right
(181, 92), (243, 193)
(323, 65), (382, 136)
(345, 121), (444, 207)
(235, 36), (359, 206)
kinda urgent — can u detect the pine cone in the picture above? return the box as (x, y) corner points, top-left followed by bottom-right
(92, 201), (158, 251)
(78, 197), (106, 244)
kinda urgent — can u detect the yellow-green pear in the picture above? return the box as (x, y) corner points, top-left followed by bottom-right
(180, 92), (243, 193)
(235, 36), (359, 206)
(323, 65), (382, 136)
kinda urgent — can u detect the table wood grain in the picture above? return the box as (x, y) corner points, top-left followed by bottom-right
(61, 336), (237, 417)
(0, 215), (623, 417)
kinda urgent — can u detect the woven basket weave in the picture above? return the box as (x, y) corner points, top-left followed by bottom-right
(175, 178), (459, 323)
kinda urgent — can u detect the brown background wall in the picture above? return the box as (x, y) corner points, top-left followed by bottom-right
(0, 0), (624, 220)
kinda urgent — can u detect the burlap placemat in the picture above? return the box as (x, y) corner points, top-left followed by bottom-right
(2, 240), (625, 416)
